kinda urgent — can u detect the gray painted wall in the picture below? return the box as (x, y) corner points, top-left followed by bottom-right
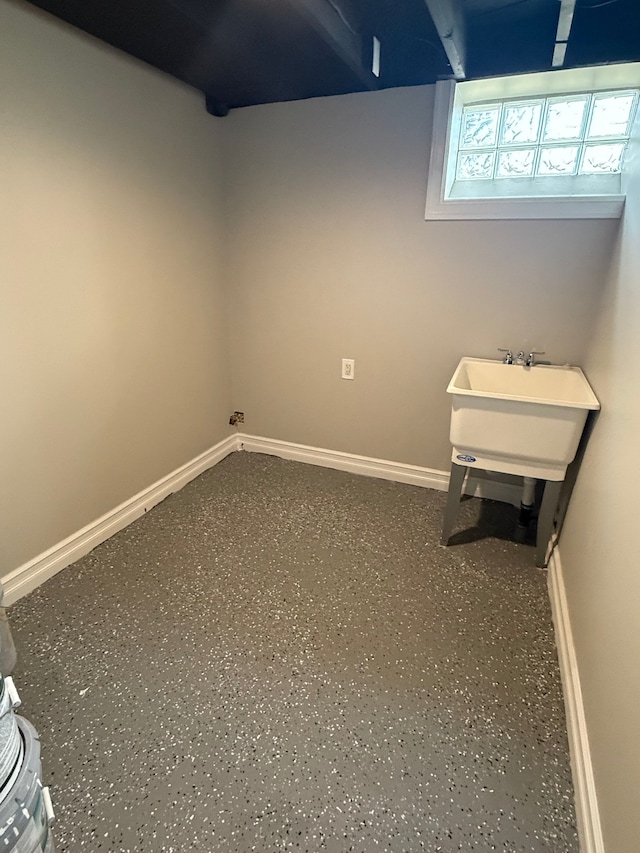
(559, 132), (640, 852)
(220, 87), (617, 470)
(0, 1), (232, 572)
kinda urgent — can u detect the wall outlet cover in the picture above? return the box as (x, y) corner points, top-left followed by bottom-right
(341, 358), (355, 380)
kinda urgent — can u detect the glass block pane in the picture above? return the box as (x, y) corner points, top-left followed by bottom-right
(496, 149), (535, 178)
(460, 106), (500, 148)
(587, 93), (636, 138)
(456, 151), (495, 180)
(579, 143), (626, 174)
(543, 98), (587, 142)
(537, 146), (579, 176)
(500, 102), (542, 145)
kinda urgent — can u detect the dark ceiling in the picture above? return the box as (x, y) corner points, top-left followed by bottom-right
(25, 0), (640, 115)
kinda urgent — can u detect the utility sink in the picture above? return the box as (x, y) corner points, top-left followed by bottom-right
(447, 357), (600, 480)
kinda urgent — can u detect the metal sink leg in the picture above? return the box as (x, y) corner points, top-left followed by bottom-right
(441, 462), (467, 545)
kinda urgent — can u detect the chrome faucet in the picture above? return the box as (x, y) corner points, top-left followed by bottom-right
(498, 348), (546, 366)
(525, 350), (546, 367)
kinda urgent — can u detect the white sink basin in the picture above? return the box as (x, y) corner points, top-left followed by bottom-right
(447, 357), (600, 480)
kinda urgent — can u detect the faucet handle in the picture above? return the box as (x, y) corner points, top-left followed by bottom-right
(497, 348), (513, 364)
(526, 350), (546, 367)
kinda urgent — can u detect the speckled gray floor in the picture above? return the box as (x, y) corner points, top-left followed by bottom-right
(9, 452), (577, 852)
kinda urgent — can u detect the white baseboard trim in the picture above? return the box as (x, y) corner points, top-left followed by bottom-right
(548, 545), (604, 853)
(236, 433), (522, 505)
(2, 434), (239, 606)
(2, 432), (522, 606)
(238, 433), (449, 490)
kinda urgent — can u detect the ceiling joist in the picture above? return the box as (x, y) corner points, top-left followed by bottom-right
(424, 0), (466, 80)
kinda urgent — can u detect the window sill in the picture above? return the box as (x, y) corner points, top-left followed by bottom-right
(425, 194), (625, 221)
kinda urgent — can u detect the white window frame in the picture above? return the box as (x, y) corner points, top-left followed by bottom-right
(425, 63), (640, 221)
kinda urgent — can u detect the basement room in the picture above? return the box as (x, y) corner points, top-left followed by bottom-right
(1, 0), (639, 850)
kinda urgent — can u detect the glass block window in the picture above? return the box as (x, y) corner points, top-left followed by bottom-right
(455, 90), (638, 181)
